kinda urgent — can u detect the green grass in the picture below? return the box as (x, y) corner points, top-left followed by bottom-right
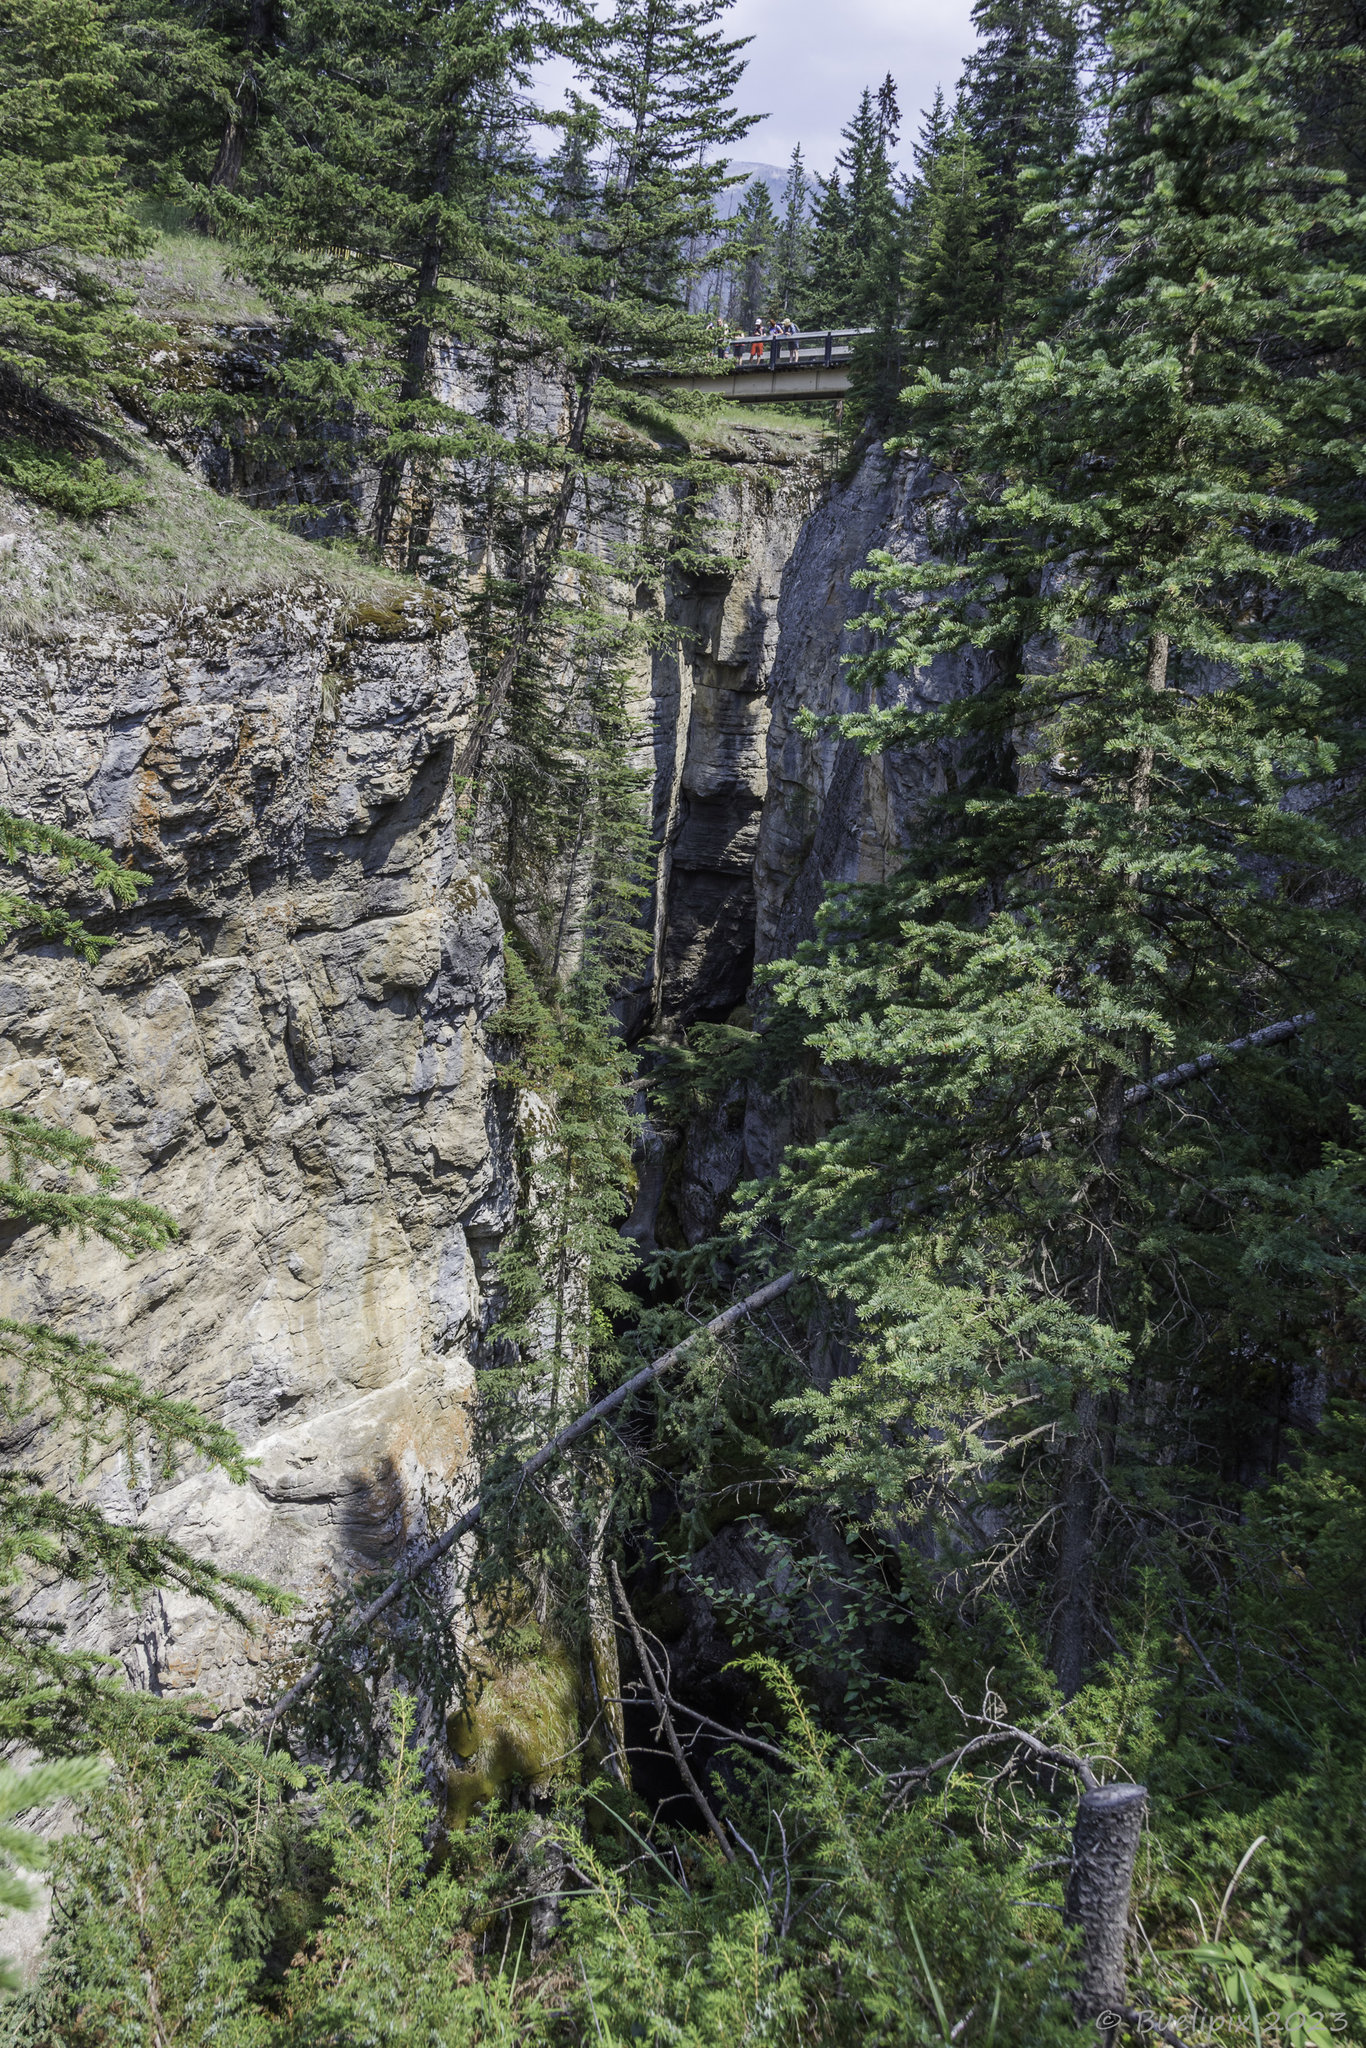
(683, 401), (833, 460)
(99, 201), (273, 325)
(0, 437), (407, 635)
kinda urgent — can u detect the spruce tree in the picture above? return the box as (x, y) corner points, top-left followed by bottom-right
(109, 0), (283, 211)
(772, 144), (811, 318)
(727, 176), (778, 326)
(754, 0), (1366, 1697)
(0, 0), (162, 426)
(216, 0), (532, 553)
(902, 94), (998, 371)
(960, 0), (1082, 337)
(806, 83), (902, 330)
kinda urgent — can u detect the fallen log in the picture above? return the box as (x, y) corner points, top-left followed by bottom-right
(260, 1009), (1317, 1728)
(260, 1268), (798, 1727)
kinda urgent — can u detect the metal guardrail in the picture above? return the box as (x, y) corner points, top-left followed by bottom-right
(707, 326), (871, 374)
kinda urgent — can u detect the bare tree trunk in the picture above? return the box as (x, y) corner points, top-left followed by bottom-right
(521, 1804), (566, 1953)
(1052, 1057), (1126, 1696)
(610, 1562), (733, 1859)
(587, 1502), (629, 1787)
(192, 0), (274, 229)
(372, 218), (448, 558)
(1065, 1783), (1147, 2019)
(1131, 630), (1169, 814)
(1051, 1388), (1099, 1700)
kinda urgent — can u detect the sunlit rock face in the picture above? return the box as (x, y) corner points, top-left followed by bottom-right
(0, 424), (965, 1713)
(0, 592), (511, 1714)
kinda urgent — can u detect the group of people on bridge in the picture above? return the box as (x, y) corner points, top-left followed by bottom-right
(713, 314), (800, 366)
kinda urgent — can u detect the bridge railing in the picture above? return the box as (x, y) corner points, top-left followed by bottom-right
(706, 326), (872, 373)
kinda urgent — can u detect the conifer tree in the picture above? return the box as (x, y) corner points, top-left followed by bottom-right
(806, 83), (902, 330)
(960, 0), (1082, 337)
(217, 0), (533, 553)
(727, 176), (778, 326)
(0, 0), (162, 422)
(772, 143), (812, 317)
(754, 0), (1366, 1697)
(107, 0), (281, 206)
(902, 94), (997, 370)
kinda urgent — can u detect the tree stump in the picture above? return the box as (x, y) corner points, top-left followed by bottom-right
(1064, 1782), (1148, 2019)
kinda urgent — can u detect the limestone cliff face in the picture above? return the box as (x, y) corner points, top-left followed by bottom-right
(645, 453), (824, 1037)
(0, 592), (509, 1712)
(641, 444), (993, 1243)
(756, 447), (995, 967)
(0, 424), (949, 1716)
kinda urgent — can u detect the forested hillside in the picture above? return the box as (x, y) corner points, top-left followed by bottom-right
(3, 0), (1366, 2041)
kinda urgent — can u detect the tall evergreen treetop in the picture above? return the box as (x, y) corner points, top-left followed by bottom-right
(0, 0), (160, 417)
(727, 176), (777, 325)
(901, 91), (998, 369)
(220, 0), (534, 549)
(806, 81), (903, 331)
(754, 0), (1366, 1694)
(771, 142), (812, 317)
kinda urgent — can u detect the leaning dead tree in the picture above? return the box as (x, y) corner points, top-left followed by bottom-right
(261, 1269), (798, 1727)
(261, 1011), (1317, 1731)
(889, 1706), (1148, 2022)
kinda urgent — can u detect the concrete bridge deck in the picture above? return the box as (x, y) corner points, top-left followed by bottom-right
(650, 327), (867, 403)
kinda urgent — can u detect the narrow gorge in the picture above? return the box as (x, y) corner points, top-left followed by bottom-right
(0, 422), (955, 1746)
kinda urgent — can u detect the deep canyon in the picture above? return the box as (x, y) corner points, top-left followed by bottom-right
(0, 409), (973, 1762)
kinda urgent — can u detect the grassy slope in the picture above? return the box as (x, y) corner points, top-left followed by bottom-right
(0, 444), (406, 636)
(1, 213), (404, 634)
(1, 217), (826, 635)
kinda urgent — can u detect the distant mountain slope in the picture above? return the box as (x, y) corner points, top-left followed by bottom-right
(716, 158), (815, 216)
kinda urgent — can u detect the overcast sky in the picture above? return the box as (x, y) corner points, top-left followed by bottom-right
(531, 0), (982, 180)
(721, 0), (979, 174)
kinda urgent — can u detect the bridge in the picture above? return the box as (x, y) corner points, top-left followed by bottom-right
(650, 327), (868, 403)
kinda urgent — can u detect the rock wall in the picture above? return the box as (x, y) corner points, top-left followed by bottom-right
(0, 422), (951, 1716)
(0, 592), (509, 1712)
(645, 451), (824, 1037)
(639, 444), (995, 1244)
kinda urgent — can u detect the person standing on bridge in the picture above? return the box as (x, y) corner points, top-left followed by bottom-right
(782, 315), (797, 365)
(750, 318), (764, 361)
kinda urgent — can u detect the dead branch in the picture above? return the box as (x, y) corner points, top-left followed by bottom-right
(610, 1690), (788, 1765)
(886, 1723), (1101, 1808)
(609, 1562), (734, 1861)
(261, 1268), (799, 1728)
(1019, 1013), (1316, 1159)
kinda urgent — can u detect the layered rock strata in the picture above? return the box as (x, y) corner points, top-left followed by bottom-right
(0, 592), (509, 1712)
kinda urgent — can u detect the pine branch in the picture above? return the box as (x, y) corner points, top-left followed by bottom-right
(0, 1113), (178, 1254)
(0, 1473), (293, 1624)
(0, 1320), (249, 1482)
(0, 808), (148, 963)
